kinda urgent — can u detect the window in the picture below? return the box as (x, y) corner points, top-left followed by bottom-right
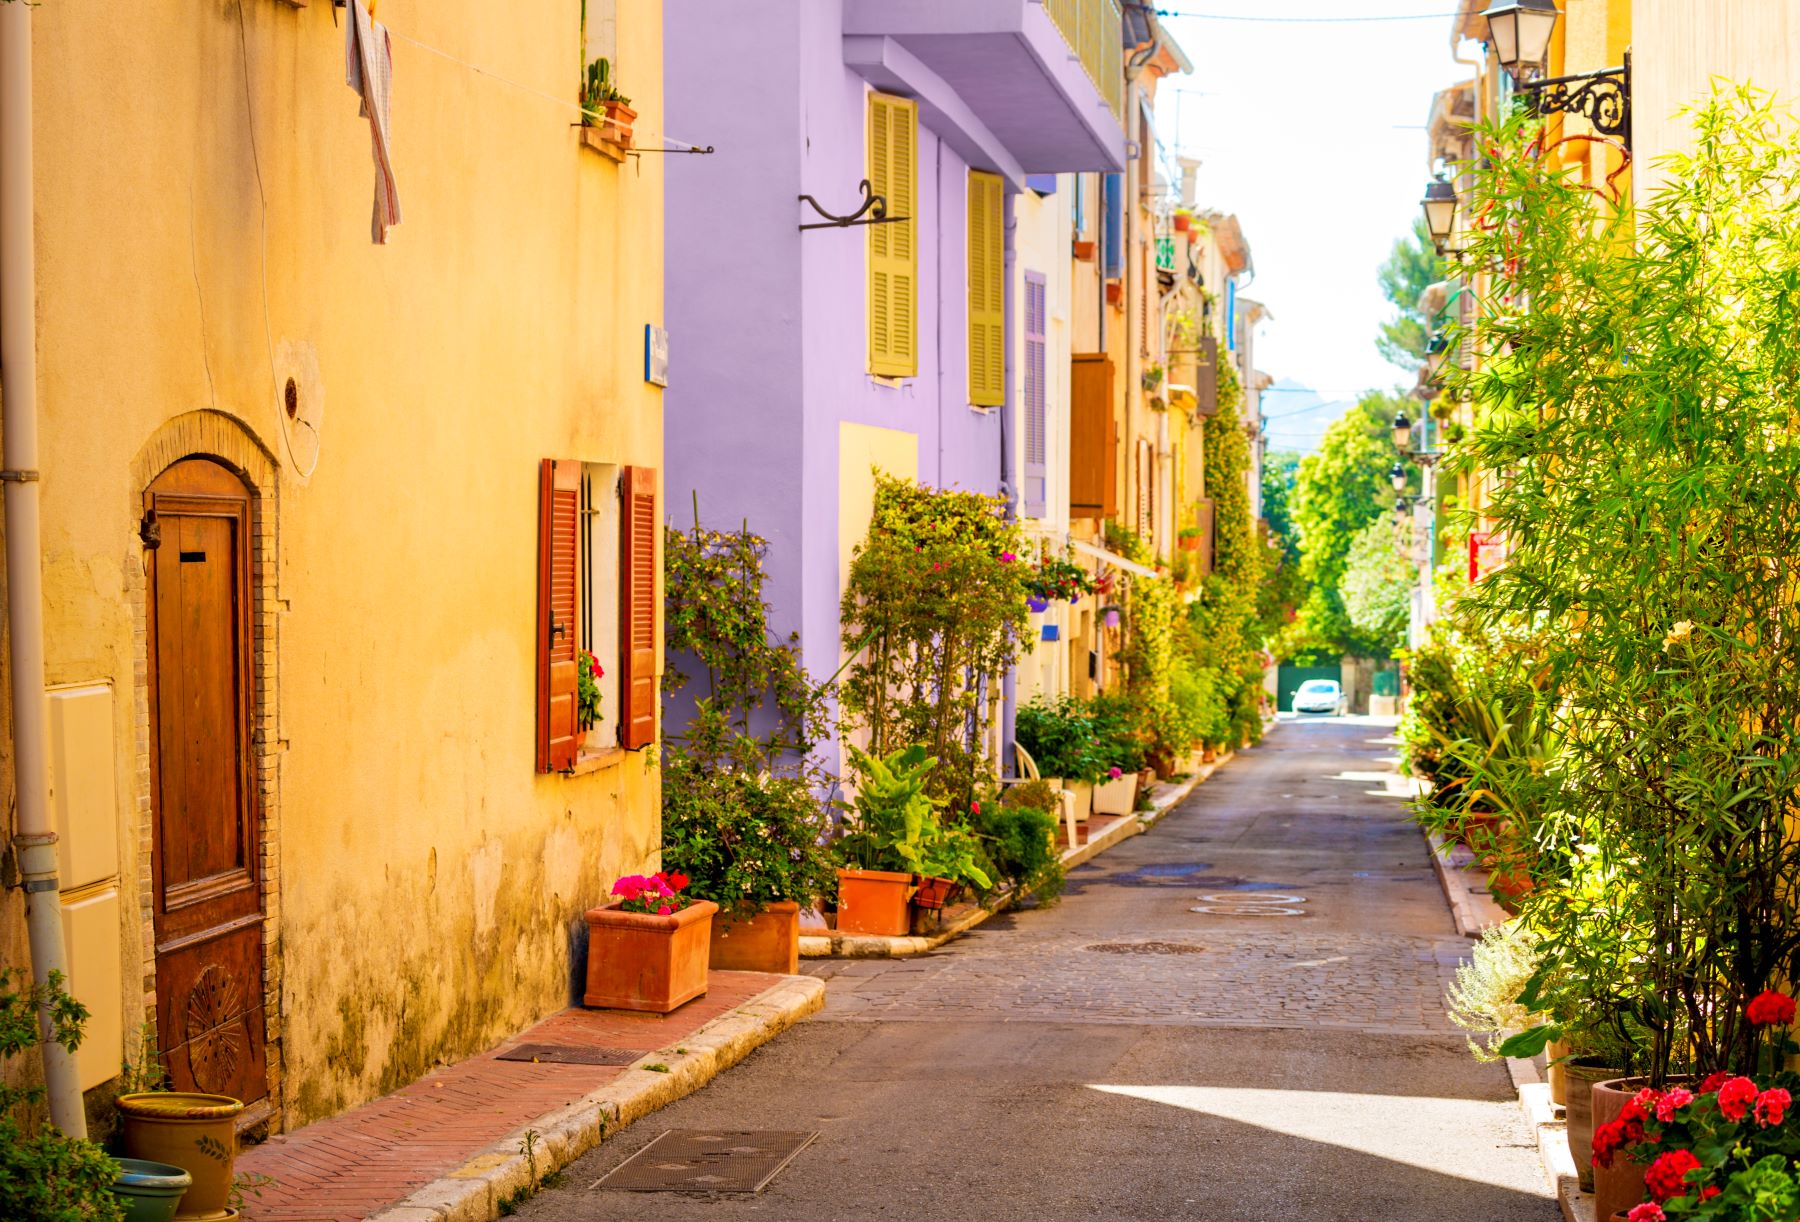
(1072, 175), (1086, 237)
(868, 93), (918, 378)
(536, 459), (658, 772)
(1022, 272), (1048, 518)
(967, 170), (1005, 408)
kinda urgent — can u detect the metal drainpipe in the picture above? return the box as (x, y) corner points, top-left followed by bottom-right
(1, 1), (85, 1136)
(1123, 38), (1158, 543)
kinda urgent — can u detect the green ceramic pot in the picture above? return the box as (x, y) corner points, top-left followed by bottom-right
(110, 1157), (193, 1222)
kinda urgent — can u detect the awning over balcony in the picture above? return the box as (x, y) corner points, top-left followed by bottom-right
(843, 0), (1127, 188)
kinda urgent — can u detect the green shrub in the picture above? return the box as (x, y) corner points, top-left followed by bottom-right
(1014, 696), (1100, 782)
(1, 970), (124, 1222)
(977, 797), (1063, 904)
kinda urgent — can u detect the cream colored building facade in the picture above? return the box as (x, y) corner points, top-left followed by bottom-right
(3, 0), (666, 1132)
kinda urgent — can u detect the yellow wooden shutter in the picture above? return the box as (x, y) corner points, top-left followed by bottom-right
(967, 171), (1004, 407)
(869, 93), (917, 378)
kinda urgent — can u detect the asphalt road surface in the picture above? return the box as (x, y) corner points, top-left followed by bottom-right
(515, 717), (1558, 1221)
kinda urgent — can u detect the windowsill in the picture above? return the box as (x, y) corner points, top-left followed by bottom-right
(569, 746), (627, 775)
(579, 125), (629, 164)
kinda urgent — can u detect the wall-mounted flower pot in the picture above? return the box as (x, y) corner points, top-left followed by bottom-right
(911, 875), (961, 911)
(117, 1092), (244, 1220)
(1092, 773), (1138, 816)
(1174, 214), (1192, 233)
(709, 900), (799, 975)
(110, 1157), (193, 1222)
(603, 101), (636, 148)
(1105, 281), (1122, 307)
(1072, 239), (1097, 262)
(1027, 596), (1049, 613)
(1178, 534), (1202, 552)
(583, 899), (717, 1013)
(836, 868), (914, 936)
(1040, 623), (1061, 642)
(1101, 606), (1122, 629)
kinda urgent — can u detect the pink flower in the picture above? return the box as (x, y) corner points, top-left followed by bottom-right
(1717, 1076), (1759, 1122)
(1655, 1087), (1693, 1122)
(1108, 766), (1123, 780)
(1626, 1205), (1665, 1222)
(657, 905), (672, 915)
(1755, 1087), (1791, 1127)
(999, 552), (1016, 563)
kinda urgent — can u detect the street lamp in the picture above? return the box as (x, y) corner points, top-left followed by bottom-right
(1480, 0), (1559, 82)
(1425, 331), (1450, 383)
(1390, 461), (1408, 493)
(1482, 0), (1632, 148)
(1393, 410), (1413, 452)
(1420, 177), (1458, 255)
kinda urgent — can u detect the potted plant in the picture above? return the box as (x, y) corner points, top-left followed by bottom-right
(576, 648), (602, 753)
(911, 807), (992, 912)
(662, 708), (837, 975)
(1088, 693), (1146, 816)
(1173, 209), (1193, 234)
(580, 56), (634, 147)
(1026, 552), (1095, 609)
(583, 871), (717, 1012)
(117, 1092), (245, 1218)
(1178, 525), (1204, 553)
(1015, 696), (1102, 821)
(835, 744), (943, 936)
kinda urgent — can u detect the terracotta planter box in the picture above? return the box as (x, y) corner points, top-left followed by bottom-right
(1092, 774), (1139, 816)
(836, 868), (914, 937)
(708, 900), (799, 975)
(583, 899), (717, 1013)
(603, 101), (636, 148)
(1072, 238), (1097, 262)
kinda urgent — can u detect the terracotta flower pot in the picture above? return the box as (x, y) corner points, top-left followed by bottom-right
(1592, 1076), (1650, 1220)
(117, 1092), (244, 1220)
(836, 868), (914, 936)
(911, 875), (961, 911)
(1565, 1057), (1621, 1192)
(603, 100), (636, 147)
(708, 900), (800, 974)
(583, 899), (717, 1013)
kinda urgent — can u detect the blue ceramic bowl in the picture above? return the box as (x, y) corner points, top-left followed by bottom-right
(110, 1157), (192, 1222)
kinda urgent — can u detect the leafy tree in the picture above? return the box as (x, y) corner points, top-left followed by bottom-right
(1283, 393), (1405, 656)
(1339, 519), (1413, 656)
(1376, 217), (1446, 371)
(1256, 451), (1307, 647)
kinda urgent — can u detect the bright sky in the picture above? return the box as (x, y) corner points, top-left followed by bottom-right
(1152, 1), (1477, 443)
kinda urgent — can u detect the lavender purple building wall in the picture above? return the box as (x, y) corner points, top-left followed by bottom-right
(665, 0), (1125, 740)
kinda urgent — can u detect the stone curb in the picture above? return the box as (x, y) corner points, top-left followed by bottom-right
(1425, 829), (1511, 938)
(365, 976), (826, 1222)
(799, 752), (1236, 959)
(1505, 1054), (1591, 1222)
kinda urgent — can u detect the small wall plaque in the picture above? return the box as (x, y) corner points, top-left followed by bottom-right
(645, 324), (669, 387)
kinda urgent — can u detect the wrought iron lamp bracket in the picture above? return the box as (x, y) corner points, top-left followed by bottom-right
(798, 180), (909, 231)
(1518, 53), (1631, 149)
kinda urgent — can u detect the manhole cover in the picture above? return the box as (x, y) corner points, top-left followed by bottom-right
(1086, 941), (1208, 955)
(595, 1130), (818, 1193)
(496, 1043), (647, 1066)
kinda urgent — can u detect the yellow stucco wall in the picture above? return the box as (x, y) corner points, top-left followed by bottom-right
(19, 0), (665, 1127)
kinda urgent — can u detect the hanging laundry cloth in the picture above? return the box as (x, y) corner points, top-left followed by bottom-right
(344, 0), (402, 243)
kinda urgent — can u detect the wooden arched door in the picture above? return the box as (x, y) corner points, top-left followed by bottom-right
(144, 458), (268, 1105)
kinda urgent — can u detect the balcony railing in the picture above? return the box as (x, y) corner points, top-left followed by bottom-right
(1046, 0), (1123, 119)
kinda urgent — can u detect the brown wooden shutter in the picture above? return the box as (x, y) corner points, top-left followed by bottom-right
(619, 465), (658, 750)
(1070, 354), (1117, 520)
(1195, 496), (1216, 576)
(537, 459), (581, 772)
(1196, 335), (1220, 418)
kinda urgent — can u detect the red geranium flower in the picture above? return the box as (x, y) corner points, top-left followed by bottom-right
(1626, 1205), (1666, 1222)
(1699, 1071), (1732, 1094)
(667, 871), (689, 891)
(1747, 990), (1797, 1026)
(1755, 1086), (1791, 1127)
(1631, 1087), (1661, 1114)
(1717, 1076), (1759, 1122)
(1655, 1087), (1694, 1122)
(1644, 1149), (1702, 1202)
(1592, 1118), (1632, 1169)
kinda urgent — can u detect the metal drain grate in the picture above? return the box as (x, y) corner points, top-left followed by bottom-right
(595, 1129), (819, 1193)
(495, 1043), (647, 1066)
(1086, 941), (1208, 955)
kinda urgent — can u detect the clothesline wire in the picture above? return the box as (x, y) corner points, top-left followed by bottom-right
(383, 26), (710, 151)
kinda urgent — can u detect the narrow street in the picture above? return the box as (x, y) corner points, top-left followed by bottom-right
(518, 719), (1557, 1220)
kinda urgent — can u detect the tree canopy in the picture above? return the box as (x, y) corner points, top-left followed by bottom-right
(1376, 217), (1446, 372)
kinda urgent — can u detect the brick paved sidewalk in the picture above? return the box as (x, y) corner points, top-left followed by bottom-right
(238, 971), (780, 1221)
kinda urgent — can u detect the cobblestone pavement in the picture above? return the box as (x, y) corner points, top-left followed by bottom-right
(516, 718), (1557, 1221)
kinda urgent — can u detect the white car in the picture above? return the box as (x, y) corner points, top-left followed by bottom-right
(1292, 679), (1343, 715)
